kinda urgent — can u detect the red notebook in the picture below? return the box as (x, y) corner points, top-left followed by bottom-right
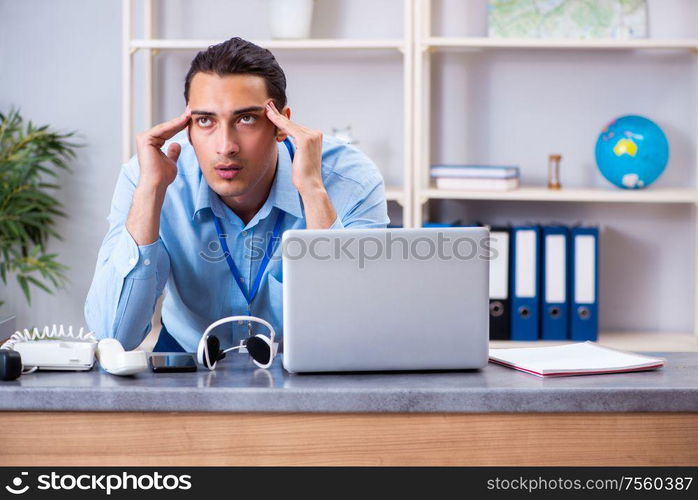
(489, 341), (665, 378)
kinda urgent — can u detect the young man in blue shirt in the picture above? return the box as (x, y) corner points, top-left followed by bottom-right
(85, 37), (389, 353)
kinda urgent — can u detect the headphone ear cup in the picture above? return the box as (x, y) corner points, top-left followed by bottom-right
(246, 335), (272, 368)
(197, 334), (222, 370)
(208, 335), (221, 359)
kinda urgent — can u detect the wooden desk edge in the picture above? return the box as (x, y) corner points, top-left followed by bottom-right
(1, 411), (696, 466)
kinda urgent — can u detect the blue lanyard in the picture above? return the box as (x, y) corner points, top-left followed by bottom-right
(213, 211), (284, 308)
(212, 139), (294, 332)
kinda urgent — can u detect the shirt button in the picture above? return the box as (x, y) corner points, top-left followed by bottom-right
(143, 259), (151, 266)
(242, 230), (248, 237)
(239, 277), (245, 283)
(129, 257), (136, 266)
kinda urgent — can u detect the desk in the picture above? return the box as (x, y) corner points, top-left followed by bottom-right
(1, 353), (697, 466)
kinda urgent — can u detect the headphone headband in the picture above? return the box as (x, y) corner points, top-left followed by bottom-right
(202, 315), (276, 343)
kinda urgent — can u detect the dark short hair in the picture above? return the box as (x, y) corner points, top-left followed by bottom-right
(183, 37), (287, 109)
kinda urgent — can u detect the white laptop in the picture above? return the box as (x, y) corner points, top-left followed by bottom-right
(281, 227), (490, 373)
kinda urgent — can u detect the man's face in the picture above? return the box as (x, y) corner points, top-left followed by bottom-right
(186, 72), (287, 201)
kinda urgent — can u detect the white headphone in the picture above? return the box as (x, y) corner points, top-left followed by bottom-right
(197, 315), (277, 371)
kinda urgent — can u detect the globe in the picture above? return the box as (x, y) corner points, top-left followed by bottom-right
(594, 115), (669, 189)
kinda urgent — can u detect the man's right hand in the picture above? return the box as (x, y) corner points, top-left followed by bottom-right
(135, 108), (192, 189)
(126, 108), (191, 246)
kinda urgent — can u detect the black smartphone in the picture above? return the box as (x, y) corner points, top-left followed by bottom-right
(149, 353), (198, 373)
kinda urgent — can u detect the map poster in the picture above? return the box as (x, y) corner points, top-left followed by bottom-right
(488, 0), (649, 39)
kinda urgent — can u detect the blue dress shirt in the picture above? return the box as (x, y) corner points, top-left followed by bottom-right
(84, 132), (390, 352)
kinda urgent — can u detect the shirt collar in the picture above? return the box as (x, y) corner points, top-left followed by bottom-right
(193, 139), (304, 222)
(192, 172), (224, 220)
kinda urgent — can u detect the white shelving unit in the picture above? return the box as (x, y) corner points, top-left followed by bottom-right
(412, 0), (698, 348)
(121, 0), (698, 350)
(426, 36), (698, 50)
(422, 186), (698, 204)
(121, 0), (414, 226)
(491, 331), (698, 352)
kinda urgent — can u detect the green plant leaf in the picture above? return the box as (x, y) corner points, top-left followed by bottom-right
(0, 107), (80, 306)
(17, 275), (32, 304)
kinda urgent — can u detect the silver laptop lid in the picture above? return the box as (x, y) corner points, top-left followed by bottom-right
(281, 227), (490, 373)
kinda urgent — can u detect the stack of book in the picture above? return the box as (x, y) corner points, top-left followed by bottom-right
(430, 164), (520, 191)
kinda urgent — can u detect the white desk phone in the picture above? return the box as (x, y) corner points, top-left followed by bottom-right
(0, 324), (148, 377)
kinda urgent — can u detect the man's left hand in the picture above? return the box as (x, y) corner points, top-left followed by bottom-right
(265, 100), (325, 196)
(264, 100), (337, 229)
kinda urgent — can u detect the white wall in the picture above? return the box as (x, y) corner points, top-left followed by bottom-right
(0, 0), (696, 334)
(0, 0), (122, 330)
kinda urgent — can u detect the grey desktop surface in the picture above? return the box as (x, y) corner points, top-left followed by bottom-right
(1, 353), (696, 413)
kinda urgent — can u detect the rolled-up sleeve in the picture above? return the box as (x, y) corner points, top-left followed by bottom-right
(332, 173), (390, 229)
(84, 157), (170, 350)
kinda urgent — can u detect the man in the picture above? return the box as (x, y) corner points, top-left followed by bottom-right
(85, 37), (389, 353)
